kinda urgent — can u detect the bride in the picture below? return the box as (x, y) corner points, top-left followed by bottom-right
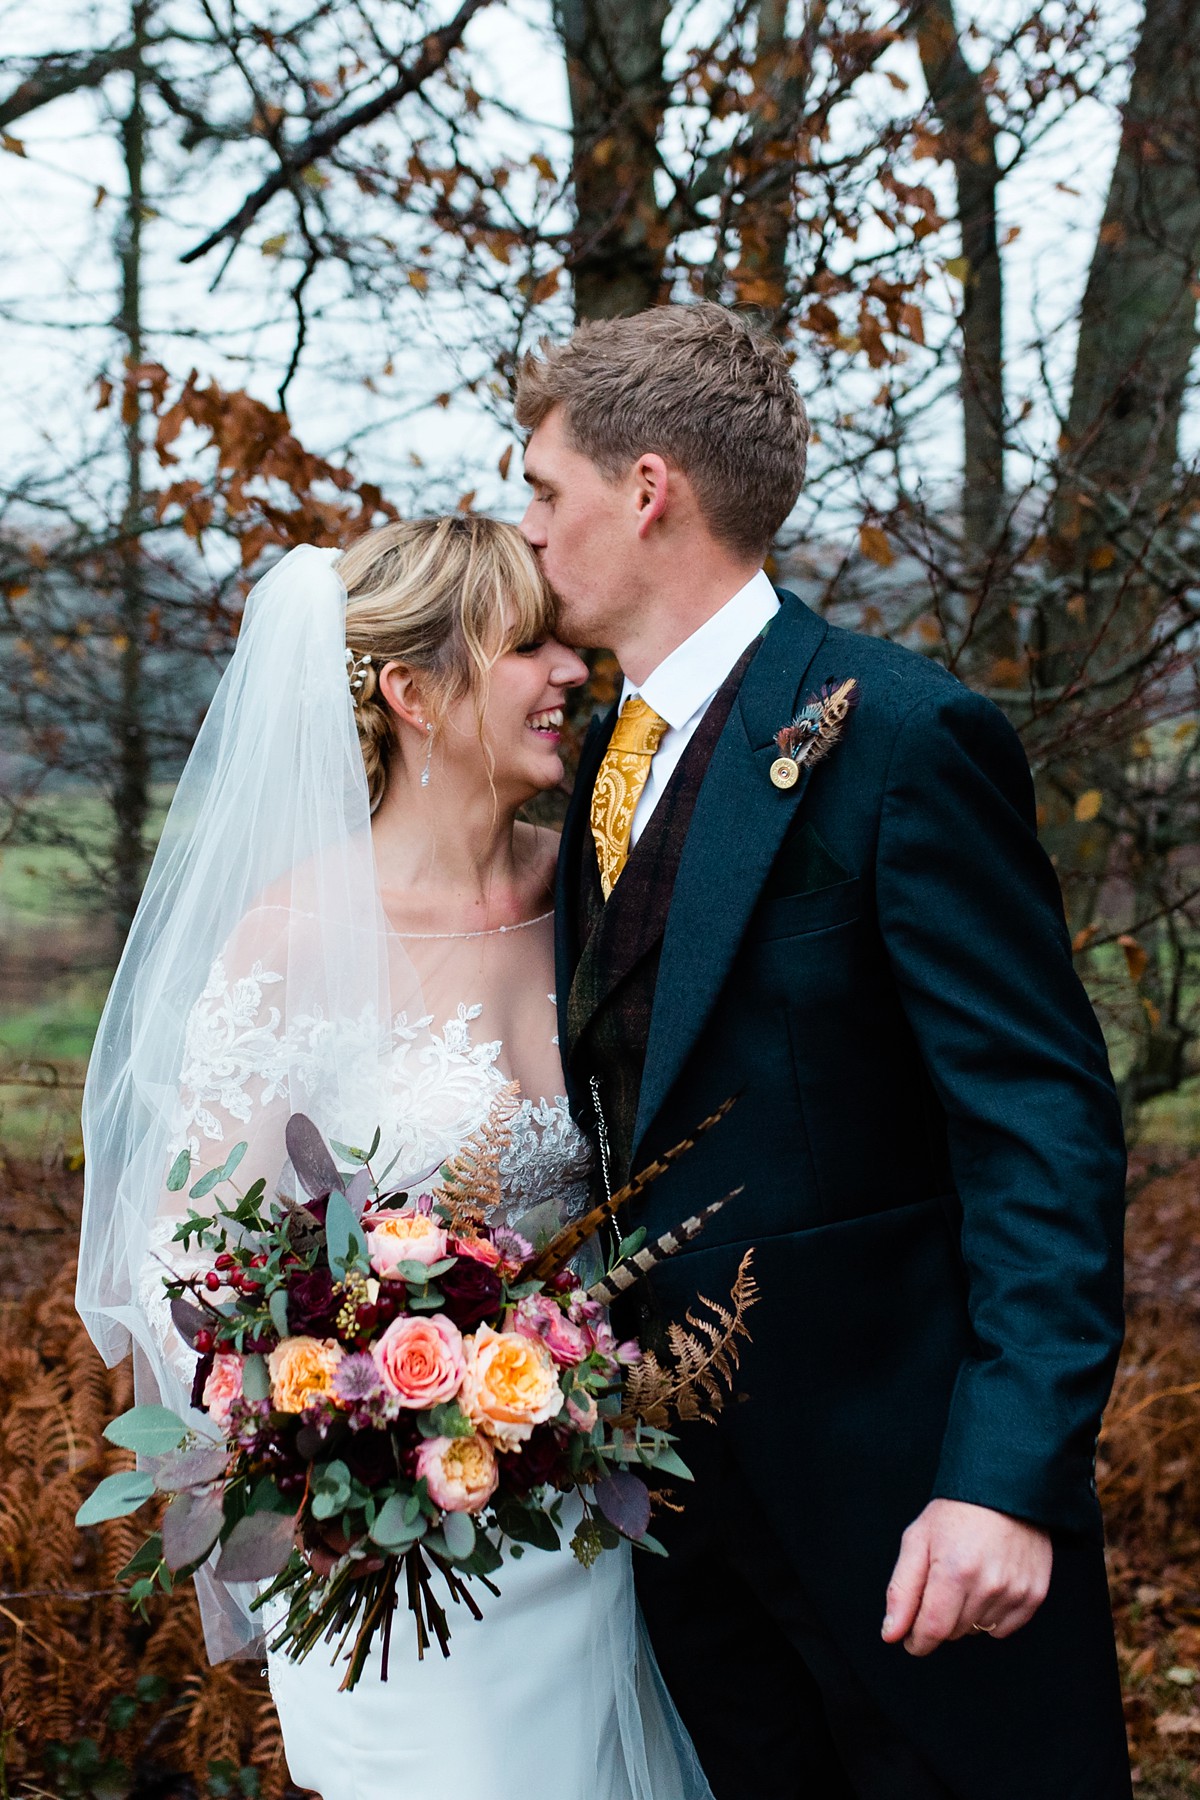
(76, 518), (714, 1800)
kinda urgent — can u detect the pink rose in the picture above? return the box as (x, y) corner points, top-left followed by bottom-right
(201, 1353), (243, 1429)
(416, 1434), (499, 1513)
(451, 1233), (503, 1269)
(513, 1294), (590, 1366)
(372, 1313), (465, 1408)
(366, 1209), (448, 1276)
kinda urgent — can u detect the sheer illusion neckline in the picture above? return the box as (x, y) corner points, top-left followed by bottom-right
(387, 907), (554, 943)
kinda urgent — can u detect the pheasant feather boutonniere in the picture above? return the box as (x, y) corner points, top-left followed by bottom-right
(769, 677), (859, 790)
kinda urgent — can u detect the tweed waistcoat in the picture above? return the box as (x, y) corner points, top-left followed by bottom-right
(566, 636), (761, 1189)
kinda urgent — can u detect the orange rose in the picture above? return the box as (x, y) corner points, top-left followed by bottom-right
(267, 1335), (344, 1413)
(461, 1324), (564, 1449)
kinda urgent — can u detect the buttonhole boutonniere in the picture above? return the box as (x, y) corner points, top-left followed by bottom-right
(769, 678), (859, 790)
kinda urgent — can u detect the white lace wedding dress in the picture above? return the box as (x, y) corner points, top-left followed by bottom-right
(145, 907), (712, 1800)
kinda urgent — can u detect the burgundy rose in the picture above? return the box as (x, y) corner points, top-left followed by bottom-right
(497, 1423), (570, 1496)
(438, 1257), (503, 1333)
(343, 1429), (399, 1489)
(286, 1265), (338, 1335)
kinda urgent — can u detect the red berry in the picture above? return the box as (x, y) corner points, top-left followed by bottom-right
(549, 1271), (575, 1294)
(195, 1329), (214, 1354)
(215, 1252), (234, 1270)
(251, 1253), (268, 1268)
(204, 1271), (221, 1291)
(241, 1276), (261, 1293)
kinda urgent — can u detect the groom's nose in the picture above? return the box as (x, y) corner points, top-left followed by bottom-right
(519, 498), (545, 547)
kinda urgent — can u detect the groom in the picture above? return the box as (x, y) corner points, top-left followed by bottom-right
(517, 303), (1131, 1799)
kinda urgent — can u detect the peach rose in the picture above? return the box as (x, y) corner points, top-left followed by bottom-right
(461, 1324), (564, 1449)
(372, 1313), (465, 1408)
(201, 1353), (243, 1429)
(366, 1209), (448, 1276)
(415, 1433), (499, 1514)
(267, 1336), (344, 1413)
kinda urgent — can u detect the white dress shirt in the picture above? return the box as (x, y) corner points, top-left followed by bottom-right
(620, 568), (779, 847)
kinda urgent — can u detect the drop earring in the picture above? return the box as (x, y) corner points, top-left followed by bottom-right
(421, 721), (434, 788)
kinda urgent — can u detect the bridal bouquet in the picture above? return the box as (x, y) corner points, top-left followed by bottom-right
(79, 1099), (755, 1688)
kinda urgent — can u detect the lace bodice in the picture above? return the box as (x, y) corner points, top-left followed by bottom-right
(168, 955), (593, 1231)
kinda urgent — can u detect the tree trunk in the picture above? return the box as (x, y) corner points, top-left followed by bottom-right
(911, 0), (1005, 565)
(556, 0), (671, 320)
(730, 0), (822, 328)
(112, 0), (151, 943)
(1037, 0), (1200, 1097)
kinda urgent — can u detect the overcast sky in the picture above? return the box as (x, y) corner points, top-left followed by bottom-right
(1, 0), (1147, 561)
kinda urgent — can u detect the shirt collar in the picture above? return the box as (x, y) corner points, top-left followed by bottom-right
(621, 569), (780, 730)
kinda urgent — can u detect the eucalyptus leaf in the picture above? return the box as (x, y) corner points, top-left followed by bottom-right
(329, 1137), (367, 1163)
(76, 1470), (156, 1527)
(325, 1190), (368, 1276)
(165, 1149), (192, 1193)
(440, 1510), (476, 1561)
(268, 1288), (289, 1339)
(617, 1228), (647, 1260)
(595, 1471), (651, 1540)
(217, 1140), (247, 1183)
(310, 1460), (353, 1521)
(152, 1442), (229, 1493)
(494, 1497), (560, 1552)
(285, 1113), (341, 1200)
(215, 1510), (297, 1582)
(103, 1405), (189, 1457)
(189, 1165), (226, 1200)
(162, 1487), (226, 1571)
(241, 1354), (270, 1403)
(369, 1494), (426, 1552)
(644, 1444), (693, 1482)
(344, 1166), (373, 1220)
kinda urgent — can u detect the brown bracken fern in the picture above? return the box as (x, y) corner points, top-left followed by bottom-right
(434, 1081), (519, 1229)
(0, 1252), (293, 1798)
(620, 1250), (758, 1430)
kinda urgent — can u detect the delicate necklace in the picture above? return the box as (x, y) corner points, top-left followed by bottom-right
(389, 907), (553, 942)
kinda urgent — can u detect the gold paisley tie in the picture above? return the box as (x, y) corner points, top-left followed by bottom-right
(590, 695), (669, 900)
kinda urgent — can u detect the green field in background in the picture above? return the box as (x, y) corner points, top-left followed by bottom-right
(1, 785), (1196, 1161)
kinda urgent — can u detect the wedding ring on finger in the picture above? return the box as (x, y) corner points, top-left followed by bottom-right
(971, 1622), (998, 1635)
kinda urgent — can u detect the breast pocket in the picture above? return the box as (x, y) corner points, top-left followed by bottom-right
(752, 876), (862, 942)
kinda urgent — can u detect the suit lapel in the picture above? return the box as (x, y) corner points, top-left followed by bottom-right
(554, 707), (614, 1070)
(632, 594), (829, 1155)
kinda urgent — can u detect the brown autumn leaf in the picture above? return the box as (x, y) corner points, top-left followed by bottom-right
(858, 525), (894, 567)
(1072, 924), (1100, 954)
(1074, 789), (1103, 823)
(1119, 935), (1149, 984)
(497, 445), (513, 480)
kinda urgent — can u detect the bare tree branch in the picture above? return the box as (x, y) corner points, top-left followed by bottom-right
(180, 0), (496, 265)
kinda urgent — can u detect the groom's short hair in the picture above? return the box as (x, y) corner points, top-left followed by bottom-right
(514, 303), (809, 558)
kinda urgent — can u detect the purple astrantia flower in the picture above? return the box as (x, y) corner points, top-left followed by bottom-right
(331, 1352), (399, 1426)
(332, 1352), (384, 1405)
(491, 1226), (533, 1266)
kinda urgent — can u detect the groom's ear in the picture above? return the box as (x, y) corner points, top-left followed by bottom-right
(634, 452), (670, 539)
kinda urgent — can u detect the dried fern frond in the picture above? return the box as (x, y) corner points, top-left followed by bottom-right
(435, 1081), (521, 1229)
(620, 1250), (758, 1431)
(530, 1096), (738, 1280)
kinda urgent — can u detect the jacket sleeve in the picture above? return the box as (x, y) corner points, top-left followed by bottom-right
(875, 680), (1126, 1535)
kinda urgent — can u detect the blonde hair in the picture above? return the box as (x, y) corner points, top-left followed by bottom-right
(514, 302), (809, 557)
(337, 515), (555, 810)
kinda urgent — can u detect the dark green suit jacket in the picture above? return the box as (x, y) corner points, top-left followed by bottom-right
(557, 590), (1126, 1545)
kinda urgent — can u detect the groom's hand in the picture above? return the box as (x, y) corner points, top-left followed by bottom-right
(881, 1498), (1052, 1656)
